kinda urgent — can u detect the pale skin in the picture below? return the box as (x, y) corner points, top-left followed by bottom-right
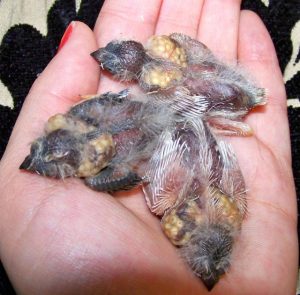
(0, 0), (298, 294)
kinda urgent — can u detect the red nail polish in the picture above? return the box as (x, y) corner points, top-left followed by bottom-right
(58, 22), (75, 52)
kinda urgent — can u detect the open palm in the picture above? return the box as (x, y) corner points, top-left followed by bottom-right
(0, 1), (297, 294)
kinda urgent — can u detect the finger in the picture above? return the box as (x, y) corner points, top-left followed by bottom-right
(94, 0), (162, 45)
(197, 0), (242, 61)
(238, 10), (290, 162)
(1, 21), (99, 172)
(155, 0), (204, 37)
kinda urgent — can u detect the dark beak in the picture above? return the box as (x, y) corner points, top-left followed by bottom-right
(202, 276), (219, 292)
(19, 155), (33, 171)
(90, 48), (104, 63)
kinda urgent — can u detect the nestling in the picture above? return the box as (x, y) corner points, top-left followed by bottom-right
(92, 33), (266, 136)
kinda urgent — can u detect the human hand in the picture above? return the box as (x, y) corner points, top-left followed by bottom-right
(0, 1), (298, 294)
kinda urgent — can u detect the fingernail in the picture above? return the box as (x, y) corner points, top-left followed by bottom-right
(58, 21), (76, 52)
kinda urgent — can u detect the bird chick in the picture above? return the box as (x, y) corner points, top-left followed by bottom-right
(20, 90), (180, 191)
(143, 119), (246, 290)
(92, 33), (266, 136)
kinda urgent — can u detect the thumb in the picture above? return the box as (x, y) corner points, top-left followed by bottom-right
(1, 21), (100, 172)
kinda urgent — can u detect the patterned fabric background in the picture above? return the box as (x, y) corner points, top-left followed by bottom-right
(0, 0), (299, 294)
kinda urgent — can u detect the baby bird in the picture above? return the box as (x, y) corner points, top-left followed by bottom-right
(20, 90), (180, 191)
(143, 119), (246, 290)
(92, 33), (266, 136)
